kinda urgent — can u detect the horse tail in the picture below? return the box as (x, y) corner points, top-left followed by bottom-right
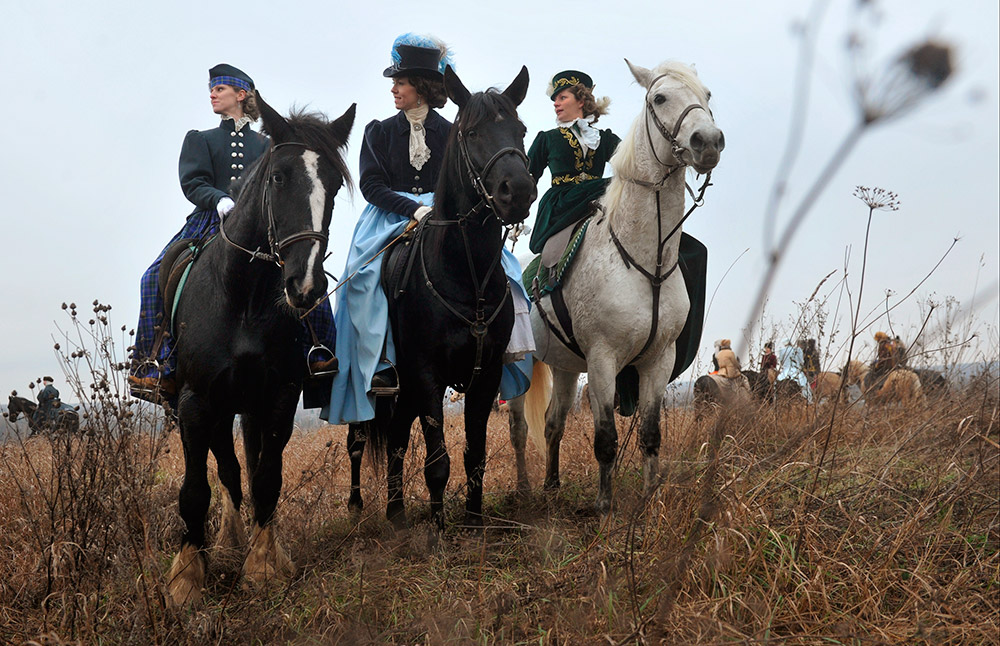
(524, 359), (552, 454)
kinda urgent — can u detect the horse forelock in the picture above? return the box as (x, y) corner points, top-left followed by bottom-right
(285, 109), (353, 194)
(454, 89), (520, 131)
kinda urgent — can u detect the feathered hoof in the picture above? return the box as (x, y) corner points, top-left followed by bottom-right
(244, 524), (296, 585)
(166, 543), (206, 607)
(215, 492), (247, 552)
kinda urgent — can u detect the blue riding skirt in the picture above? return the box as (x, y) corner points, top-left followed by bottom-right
(132, 209), (336, 384)
(322, 192), (532, 425)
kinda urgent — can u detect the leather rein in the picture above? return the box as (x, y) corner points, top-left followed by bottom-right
(219, 141), (330, 266)
(416, 129), (528, 389)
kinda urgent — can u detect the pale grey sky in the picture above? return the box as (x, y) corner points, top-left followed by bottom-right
(1, 0), (997, 398)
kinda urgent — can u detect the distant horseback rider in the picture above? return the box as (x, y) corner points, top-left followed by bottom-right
(32, 376), (59, 428)
(778, 338), (812, 403)
(323, 34), (534, 425)
(760, 341), (778, 384)
(128, 64), (337, 402)
(800, 338), (820, 380)
(712, 339), (742, 378)
(871, 331), (896, 382)
(526, 69), (710, 382)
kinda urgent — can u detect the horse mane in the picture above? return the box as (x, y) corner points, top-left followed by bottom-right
(602, 61), (710, 221)
(436, 89), (523, 196)
(237, 108), (354, 204)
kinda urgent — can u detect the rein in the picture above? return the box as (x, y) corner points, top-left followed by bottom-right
(219, 141), (330, 266)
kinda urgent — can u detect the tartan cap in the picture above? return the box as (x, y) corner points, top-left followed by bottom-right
(209, 63), (254, 92)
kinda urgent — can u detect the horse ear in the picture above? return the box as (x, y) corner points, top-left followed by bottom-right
(625, 58), (653, 89)
(502, 65), (529, 107)
(329, 103), (357, 149)
(444, 65), (471, 109)
(256, 91), (294, 144)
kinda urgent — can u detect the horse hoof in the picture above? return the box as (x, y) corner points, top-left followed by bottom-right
(166, 544), (206, 607)
(347, 494), (363, 516)
(543, 478), (561, 491)
(244, 524), (295, 585)
(594, 498), (612, 516)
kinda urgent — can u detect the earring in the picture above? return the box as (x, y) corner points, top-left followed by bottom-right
(417, 99), (422, 106)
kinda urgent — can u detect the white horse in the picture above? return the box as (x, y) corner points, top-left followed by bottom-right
(508, 60), (724, 512)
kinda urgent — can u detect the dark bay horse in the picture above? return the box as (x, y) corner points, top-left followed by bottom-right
(165, 94), (355, 606)
(360, 66), (535, 532)
(7, 393), (80, 435)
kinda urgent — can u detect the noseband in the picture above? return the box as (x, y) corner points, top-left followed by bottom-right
(220, 141), (330, 265)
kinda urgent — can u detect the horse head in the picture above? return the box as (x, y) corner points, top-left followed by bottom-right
(255, 93), (356, 310)
(626, 60), (725, 175)
(442, 66), (537, 226)
(7, 393), (31, 422)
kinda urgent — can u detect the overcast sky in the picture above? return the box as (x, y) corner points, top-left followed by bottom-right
(1, 0), (997, 400)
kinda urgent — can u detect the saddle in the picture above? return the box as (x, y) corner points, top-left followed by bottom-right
(380, 222), (422, 303)
(158, 236), (215, 336)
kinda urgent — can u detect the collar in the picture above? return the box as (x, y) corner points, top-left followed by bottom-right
(222, 114), (254, 132)
(394, 108), (446, 134)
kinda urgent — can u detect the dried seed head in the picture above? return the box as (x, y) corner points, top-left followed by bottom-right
(858, 39), (954, 124)
(853, 186), (900, 211)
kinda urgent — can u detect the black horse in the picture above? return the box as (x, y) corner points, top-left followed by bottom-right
(163, 94), (355, 606)
(355, 66), (535, 533)
(7, 393), (80, 435)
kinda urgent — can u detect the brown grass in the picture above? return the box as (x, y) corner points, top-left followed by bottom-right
(1, 381), (997, 645)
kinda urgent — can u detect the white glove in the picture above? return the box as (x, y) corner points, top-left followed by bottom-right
(217, 197), (236, 217)
(413, 205), (432, 222)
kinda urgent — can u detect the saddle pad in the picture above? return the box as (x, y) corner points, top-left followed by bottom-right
(523, 217), (592, 296)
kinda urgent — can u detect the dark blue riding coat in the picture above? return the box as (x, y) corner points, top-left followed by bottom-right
(358, 110), (451, 218)
(178, 118), (269, 214)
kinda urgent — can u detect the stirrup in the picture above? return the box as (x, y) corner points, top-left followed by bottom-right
(128, 359), (166, 396)
(370, 363), (400, 398)
(306, 344), (339, 378)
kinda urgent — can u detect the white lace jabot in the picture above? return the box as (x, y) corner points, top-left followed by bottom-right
(404, 104), (431, 170)
(556, 115), (600, 155)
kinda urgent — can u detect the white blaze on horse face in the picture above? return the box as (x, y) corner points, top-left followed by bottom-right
(300, 149), (326, 294)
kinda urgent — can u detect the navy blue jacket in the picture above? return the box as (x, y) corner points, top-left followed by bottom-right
(358, 110), (451, 218)
(178, 118), (269, 214)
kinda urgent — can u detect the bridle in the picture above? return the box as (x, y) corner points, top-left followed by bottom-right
(219, 142), (330, 266)
(454, 128), (529, 224)
(417, 124), (530, 388)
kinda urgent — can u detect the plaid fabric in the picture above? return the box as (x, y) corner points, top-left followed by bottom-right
(132, 209), (337, 379)
(210, 75), (252, 92)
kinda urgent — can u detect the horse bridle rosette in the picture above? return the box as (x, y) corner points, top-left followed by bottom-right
(220, 141), (330, 266)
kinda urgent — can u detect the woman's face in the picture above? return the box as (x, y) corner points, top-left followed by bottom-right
(211, 84), (247, 118)
(553, 89), (584, 122)
(392, 77), (421, 111)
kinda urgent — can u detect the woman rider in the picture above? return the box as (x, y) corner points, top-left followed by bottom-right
(324, 34), (534, 425)
(129, 64), (337, 403)
(527, 71), (620, 257)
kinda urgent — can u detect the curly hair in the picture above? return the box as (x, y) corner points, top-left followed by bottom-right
(240, 90), (261, 121)
(566, 83), (610, 123)
(408, 75), (448, 109)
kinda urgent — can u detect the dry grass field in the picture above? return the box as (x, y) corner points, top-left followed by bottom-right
(1, 378), (997, 645)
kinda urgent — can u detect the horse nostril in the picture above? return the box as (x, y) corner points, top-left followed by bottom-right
(717, 132), (726, 151)
(689, 131), (705, 152)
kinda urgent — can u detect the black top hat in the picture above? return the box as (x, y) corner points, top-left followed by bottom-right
(383, 44), (444, 80)
(209, 63), (255, 92)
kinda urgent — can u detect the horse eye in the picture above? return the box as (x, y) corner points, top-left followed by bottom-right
(653, 95), (666, 106)
(271, 172), (284, 184)
(466, 129), (478, 138)
(706, 91), (712, 101)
